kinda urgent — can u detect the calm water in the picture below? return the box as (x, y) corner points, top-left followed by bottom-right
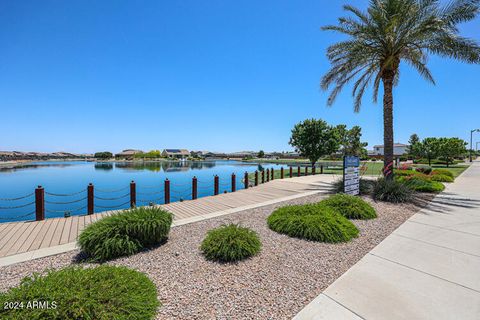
(0, 160), (290, 222)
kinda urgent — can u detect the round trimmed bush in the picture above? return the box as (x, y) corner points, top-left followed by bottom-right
(430, 174), (454, 183)
(0, 265), (159, 319)
(79, 207), (173, 261)
(201, 224), (261, 262)
(373, 178), (414, 203)
(267, 204), (359, 242)
(321, 194), (377, 220)
(431, 169), (454, 179)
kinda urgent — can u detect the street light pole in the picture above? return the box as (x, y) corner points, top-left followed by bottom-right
(470, 129), (480, 162)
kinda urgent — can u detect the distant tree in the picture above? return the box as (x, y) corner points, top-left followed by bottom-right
(418, 138), (440, 166)
(289, 119), (340, 166)
(437, 138), (467, 167)
(94, 152), (113, 160)
(408, 134), (422, 160)
(257, 150), (265, 158)
(336, 125), (368, 156)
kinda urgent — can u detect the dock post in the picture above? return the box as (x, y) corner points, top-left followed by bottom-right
(281, 167), (284, 179)
(192, 176), (198, 200)
(271, 168), (274, 180)
(231, 173), (236, 192)
(261, 170), (265, 183)
(305, 166), (308, 176)
(297, 166), (301, 177)
(130, 181), (136, 208)
(35, 186), (45, 221)
(214, 175), (219, 195)
(254, 171), (259, 186)
(244, 172), (249, 189)
(87, 183), (94, 215)
(164, 179), (170, 204)
(321, 165), (324, 174)
(289, 166), (293, 178)
(266, 169), (270, 182)
(312, 165), (316, 175)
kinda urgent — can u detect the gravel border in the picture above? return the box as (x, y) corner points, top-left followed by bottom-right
(0, 193), (433, 319)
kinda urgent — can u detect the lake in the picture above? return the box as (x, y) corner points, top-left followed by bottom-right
(0, 160), (291, 222)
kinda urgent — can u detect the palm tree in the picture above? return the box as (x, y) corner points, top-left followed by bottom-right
(321, 0), (480, 178)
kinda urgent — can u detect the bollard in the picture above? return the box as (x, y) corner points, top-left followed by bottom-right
(231, 173), (236, 192)
(305, 166), (308, 176)
(281, 167), (284, 179)
(255, 171), (259, 186)
(87, 183), (94, 215)
(321, 165), (324, 174)
(244, 172), (249, 189)
(214, 175), (219, 195)
(192, 176), (198, 200)
(164, 179), (170, 204)
(130, 180), (136, 208)
(271, 168), (274, 180)
(312, 166), (316, 175)
(35, 186), (45, 221)
(261, 170), (265, 183)
(297, 166), (301, 177)
(266, 169), (270, 182)
(289, 166), (293, 178)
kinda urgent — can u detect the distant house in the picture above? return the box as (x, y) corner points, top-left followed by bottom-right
(115, 149), (143, 160)
(370, 143), (409, 157)
(161, 149), (190, 159)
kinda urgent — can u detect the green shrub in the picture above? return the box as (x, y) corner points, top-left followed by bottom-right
(0, 265), (159, 320)
(415, 166), (432, 174)
(430, 174), (454, 183)
(79, 207), (173, 261)
(394, 169), (417, 177)
(321, 194), (377, 220)
(373, 178), (414, 203)
(405, 178), (445, 192)
(267, 204), (359, 242)
(431, 168), (454, 179)
(331, 178), (375, 195)
(201, 224), (261, 262)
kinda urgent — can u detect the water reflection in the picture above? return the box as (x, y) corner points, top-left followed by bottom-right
(112, 160), (220, 172)
(0, 162), (75, 173)
(94, 163), (114, 171)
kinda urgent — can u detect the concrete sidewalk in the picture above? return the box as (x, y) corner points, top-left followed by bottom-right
(294, 162), (480, 320)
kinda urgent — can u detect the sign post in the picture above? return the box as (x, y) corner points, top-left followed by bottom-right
(343, 155), (360, 196)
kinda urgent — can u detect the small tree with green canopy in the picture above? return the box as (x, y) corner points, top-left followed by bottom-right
(321, 0), (480, 179)
(336, 125), (368, 156)
(408, 134), (421, 161)
(419, 137), (440, 166)
(436, 137), (467, 167)
(257, 150), (265, 158)
(289, 119), (339, 166)
(94, 152), (113, 160)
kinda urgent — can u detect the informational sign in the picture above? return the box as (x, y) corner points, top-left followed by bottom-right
(343, 155), (360, 196)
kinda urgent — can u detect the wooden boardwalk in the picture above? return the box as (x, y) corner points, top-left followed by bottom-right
(0, 175), (335, 260)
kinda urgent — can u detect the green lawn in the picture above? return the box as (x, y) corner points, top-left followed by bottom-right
(430, 164), (469, 178)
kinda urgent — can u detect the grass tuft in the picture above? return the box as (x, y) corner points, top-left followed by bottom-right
(372, 178), (414, 203)
(320, 194), (377, 220)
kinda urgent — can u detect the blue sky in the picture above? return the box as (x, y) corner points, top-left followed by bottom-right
(1, 0), (479, 153)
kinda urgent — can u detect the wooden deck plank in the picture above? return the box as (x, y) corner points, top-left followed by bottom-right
(49, 218), (66, 247)
(0, 223), (24, 251)
(77, 215), (85, 236)
(60, 217), (72, 245)
(68, 216), (79, 242)
(40, 218), (60, 249)
(5, 221), (37, 256)
(0, 222), (32, 256)
(18, 221), (45, 253)
(28, 219), (54, 251)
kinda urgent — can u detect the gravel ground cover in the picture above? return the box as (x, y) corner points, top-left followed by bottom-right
(0, 193), (433, 319)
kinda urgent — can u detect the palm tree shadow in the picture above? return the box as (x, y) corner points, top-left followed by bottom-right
(413, 193), (480, 214)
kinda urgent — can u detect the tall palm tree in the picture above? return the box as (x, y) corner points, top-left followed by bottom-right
(321, 0), (480, 178)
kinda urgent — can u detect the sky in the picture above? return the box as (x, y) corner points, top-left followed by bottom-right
(1, 0), (479, 154)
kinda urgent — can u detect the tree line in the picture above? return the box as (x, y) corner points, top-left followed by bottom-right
(408, 134), (467, 167)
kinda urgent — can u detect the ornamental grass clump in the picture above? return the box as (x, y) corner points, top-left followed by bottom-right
(0, 265), (159, 320)
(267, 204), (359, 242)
(373, 178), (414, 203)
(431, 168), (454, 179)
(201, 224), (261, 262)
(321, 194), (377, 220)
(79, 207), (173, 262)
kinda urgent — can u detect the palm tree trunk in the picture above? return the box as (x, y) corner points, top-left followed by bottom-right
(382, 71), (395, 180)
